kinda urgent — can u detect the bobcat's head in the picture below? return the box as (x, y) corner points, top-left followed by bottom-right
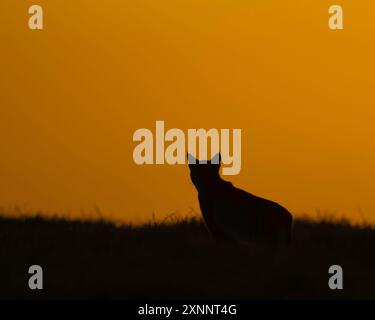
(187, 153), (221, 190)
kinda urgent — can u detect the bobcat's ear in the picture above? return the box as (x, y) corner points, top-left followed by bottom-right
(187, 153), (197, 165)
(211, 153), (221, 165)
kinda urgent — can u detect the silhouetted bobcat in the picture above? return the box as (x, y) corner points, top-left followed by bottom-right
(188, 153), (293, 247)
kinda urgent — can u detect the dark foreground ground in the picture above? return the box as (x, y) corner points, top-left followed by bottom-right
(0, 215), (374, 299)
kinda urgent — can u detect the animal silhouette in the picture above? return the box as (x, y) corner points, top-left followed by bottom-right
(188, 153), (293, 248)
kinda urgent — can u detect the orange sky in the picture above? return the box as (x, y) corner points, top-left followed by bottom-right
(1, 1), (374, 224)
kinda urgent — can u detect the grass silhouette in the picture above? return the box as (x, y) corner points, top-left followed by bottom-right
(0, 213), (374, 299)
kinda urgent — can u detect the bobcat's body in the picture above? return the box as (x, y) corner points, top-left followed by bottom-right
(188, 154), (293, 247)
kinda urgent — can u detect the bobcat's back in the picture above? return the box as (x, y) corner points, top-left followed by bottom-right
(199, 181), (293, 246)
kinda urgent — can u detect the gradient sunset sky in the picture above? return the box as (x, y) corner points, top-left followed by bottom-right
(1, 1), (374, 223)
